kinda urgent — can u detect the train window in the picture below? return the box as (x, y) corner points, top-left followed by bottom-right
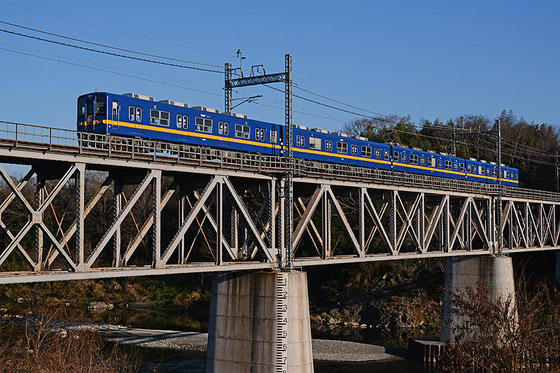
(256, 128), (263, 141)
(492, 168), (497, 177)
(309, 137), (321, 150)
(410, 154), (418, 165)
(384, 150), (389, 160)
(136, 107), (142, 122)
(296, 135), (305, 147)
(337, 141), (348, 154)
(479, 166), (484, 175)
(486, 168), (491, 176)
(112, 102), (118, 117)
(467, 164), (471, 173)
(195, 117), (212, 133)
(460, 163), (464, 172)
(401, 152), (407, 162)
(259, 129), (265, 141)
(445, 160), (451, 170)
(504, 170), (509, 178)
(373, 148), (379, 158)
(78, 96), (86, 122)
(453, 161), (458, 170)
(95, 98), (106, 116)
(160, 111), (169, 126)
(326, 140), (333, 151)
(150, 110), (170, 126)
(429, 157), (436, 167)
(224, 122), (229, 135)
(271, 130), (277, 143)
(177, 115), (183, 128)
(420, 156), (425, 165)
(351, 144), (358, 155)
(438, 159), (443, 168)
(394, 151), (399, 161)
(235, 124), (250, 139)
(129, 106), (135, 121)
(363, 146), (373, 158)
(183, 116), (188, 129)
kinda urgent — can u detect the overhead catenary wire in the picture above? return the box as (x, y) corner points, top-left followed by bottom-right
(0, 46), (223, 97)
(294, 84), (389, 118)
(387, 127), (555, 165)
(0, 20), (223, 69)
(0, 27), (223, 73)
(0, 0), (231, 59)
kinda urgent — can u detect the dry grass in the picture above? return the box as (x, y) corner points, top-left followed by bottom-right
(439, 282), (560, 372)
(0, 290), (140, 372)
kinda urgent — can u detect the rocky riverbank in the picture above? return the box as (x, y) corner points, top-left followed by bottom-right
(104, 327), (406, 362)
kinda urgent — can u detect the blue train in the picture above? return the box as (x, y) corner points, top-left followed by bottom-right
(77, 92), (519, 187)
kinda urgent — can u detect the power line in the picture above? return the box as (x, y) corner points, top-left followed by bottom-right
(1, 0), (231, 59)
(0, 46), (222, 97)
(0, 20), (223, 69)
(294, 84), (389, 117)
(0, 28), (223, 73)
(389, 127), (555, 165)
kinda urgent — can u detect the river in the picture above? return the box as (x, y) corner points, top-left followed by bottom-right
(94, 304), (435, 372)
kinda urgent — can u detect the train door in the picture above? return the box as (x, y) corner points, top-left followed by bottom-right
(111, 100), (119, 122)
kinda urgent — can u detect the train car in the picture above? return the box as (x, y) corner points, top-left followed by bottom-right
(77, 92), (280, 156)
(77, 91), (519, 187)
(500, 165), (518, 187)
(391, 145), (466, 180)
(289, 126), (391, 170)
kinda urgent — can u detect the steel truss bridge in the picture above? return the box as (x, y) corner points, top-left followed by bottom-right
(0, 120), (558, 284)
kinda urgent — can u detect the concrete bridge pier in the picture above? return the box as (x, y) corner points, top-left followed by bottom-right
(206, 270), (314, 373)
(441, 255), (516, 342)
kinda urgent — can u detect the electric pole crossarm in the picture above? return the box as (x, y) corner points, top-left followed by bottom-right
(226, 73), (287, 88)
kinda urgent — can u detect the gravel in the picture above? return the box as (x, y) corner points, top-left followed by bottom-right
(105, 328), (403, 362)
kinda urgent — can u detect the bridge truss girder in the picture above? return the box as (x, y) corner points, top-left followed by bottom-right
(0, 156), (559, 283)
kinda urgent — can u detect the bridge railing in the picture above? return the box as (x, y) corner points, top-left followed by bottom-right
(0, 120), (558, 203)
(0, 120), (78, 149)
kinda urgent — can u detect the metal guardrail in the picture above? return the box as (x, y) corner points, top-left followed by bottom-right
(0, 120), (559, 203)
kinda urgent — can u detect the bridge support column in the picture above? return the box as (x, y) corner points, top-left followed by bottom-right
(206, 270), (313, 373)
(441, 255), (516, 342)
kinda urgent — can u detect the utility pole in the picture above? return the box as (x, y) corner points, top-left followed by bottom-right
(224, 63), (232, 114)
(496, 118), (502, 255)
(555, 151), (559, 193)
(224, 54), (294, 269)
(451, 119), (457, 156)
(285, 54), (294, 270)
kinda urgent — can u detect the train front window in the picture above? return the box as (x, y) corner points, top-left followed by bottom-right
(77, 97), (87, 121)
(86, 100), (94, 118)
(95, 95), (106, 116)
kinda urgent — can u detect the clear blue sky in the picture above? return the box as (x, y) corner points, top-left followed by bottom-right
(1, 0), (559, 133)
